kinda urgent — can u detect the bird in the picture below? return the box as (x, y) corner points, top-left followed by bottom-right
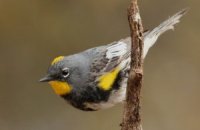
(40, 9), (188, 111)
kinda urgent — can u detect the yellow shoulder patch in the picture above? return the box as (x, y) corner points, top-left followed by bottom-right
(51, 56), (64, 65)
(98, 67), (120, 91)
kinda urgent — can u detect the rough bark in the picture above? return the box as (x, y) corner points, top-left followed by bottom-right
(121, 0), (144, 130)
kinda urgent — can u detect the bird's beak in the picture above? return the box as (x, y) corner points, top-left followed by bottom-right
(39, 75), (53, 82)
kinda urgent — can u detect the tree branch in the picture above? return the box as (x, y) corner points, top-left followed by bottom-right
(121, 0), (144, 130)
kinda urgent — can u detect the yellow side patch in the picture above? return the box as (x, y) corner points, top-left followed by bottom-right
(51, 56), (64, 65)
(49, 81), (72, 95)
(98, 68), (120, 91)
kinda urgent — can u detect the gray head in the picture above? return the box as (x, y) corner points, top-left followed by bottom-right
(39, 55), (89, 96)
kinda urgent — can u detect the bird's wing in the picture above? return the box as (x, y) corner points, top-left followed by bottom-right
(88, 40), (130, 90)
(90, 39), (131, 75)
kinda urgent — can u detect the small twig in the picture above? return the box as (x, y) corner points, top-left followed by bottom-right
(121, 0), (144, 130)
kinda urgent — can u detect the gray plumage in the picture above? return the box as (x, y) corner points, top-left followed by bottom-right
(40, 9), (188, 111)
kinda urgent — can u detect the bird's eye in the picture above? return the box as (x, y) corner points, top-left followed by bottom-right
(62, 68), (70, 78)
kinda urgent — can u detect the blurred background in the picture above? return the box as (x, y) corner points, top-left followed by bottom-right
(0, 0), (199, 130)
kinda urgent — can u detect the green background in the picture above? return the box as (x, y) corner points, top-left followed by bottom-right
(0, 0), (199, 130)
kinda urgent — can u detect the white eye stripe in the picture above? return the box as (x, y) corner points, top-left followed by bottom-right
(62, 67), (69, 71)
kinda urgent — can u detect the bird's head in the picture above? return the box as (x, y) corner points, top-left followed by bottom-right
(40, 55), (87, 96)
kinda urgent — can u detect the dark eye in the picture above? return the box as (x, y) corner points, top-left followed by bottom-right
(62, 68), (69, 78)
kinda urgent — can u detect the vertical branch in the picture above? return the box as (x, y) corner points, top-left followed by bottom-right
(121, 0), (144, 130)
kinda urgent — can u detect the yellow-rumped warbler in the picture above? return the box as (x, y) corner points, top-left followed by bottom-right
(40, 9), (187, 111)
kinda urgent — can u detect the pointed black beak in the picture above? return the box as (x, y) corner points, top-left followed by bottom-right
(39, 75), (53, 82)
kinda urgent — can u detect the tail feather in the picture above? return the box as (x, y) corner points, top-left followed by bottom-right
(143, 8), (189, 58)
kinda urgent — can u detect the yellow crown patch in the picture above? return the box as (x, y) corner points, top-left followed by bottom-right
(51, 56), (64, 65)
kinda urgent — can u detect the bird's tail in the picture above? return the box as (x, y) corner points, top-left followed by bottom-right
(143, 8), (189, 58)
